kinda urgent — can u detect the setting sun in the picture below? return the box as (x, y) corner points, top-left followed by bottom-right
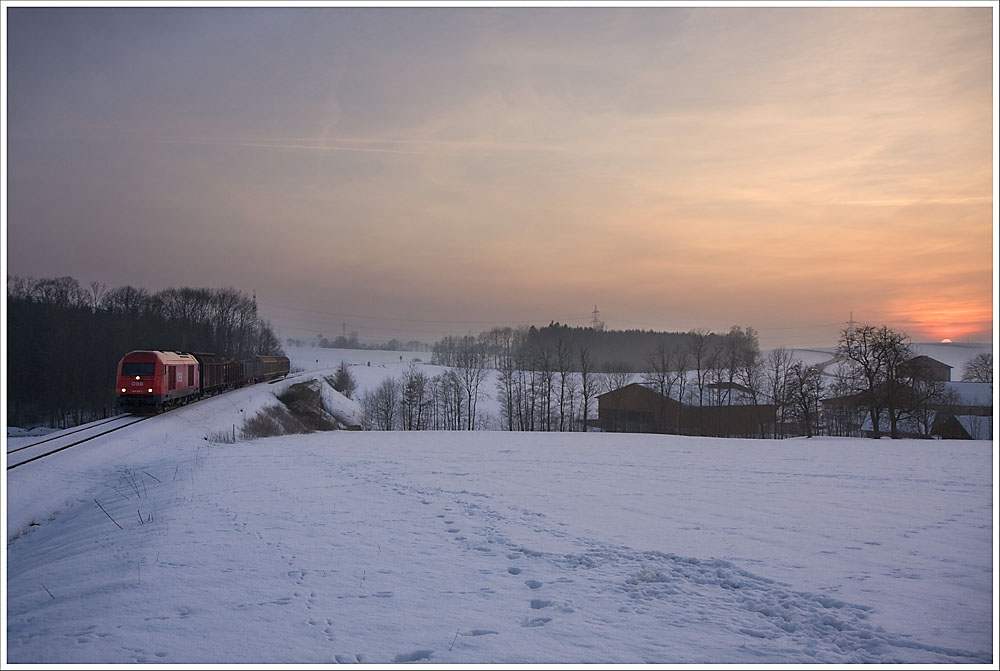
(941, 338), (953, 343)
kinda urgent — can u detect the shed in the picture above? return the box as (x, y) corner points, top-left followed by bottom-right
(597, 383), (776, 438)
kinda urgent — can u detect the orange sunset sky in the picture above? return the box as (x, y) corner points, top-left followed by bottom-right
(4, 5), (995, 347)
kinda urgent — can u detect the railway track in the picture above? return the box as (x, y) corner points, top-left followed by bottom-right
(6, 415), (153, 470)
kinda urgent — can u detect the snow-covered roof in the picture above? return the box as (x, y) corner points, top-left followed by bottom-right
(944, 382), (993, 407)
(860, 411), (928, 436)
(954, 414), (993, 440)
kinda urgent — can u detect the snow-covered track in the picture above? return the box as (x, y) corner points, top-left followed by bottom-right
(6, 416), (152, 470)
(6, 415), (133, 455)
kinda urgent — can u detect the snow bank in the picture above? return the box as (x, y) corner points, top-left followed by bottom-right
(316, 379), (363, 429)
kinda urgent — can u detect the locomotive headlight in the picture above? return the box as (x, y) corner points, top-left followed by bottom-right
(148, 388), (153, 393)
(121, 388), (127, 393)
(135, 376), (141, 380)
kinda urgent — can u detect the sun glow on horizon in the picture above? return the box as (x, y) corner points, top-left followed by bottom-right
(3, 8), (993, 346)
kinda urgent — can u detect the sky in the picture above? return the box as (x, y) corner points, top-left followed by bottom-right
(3, 3), (996, 348)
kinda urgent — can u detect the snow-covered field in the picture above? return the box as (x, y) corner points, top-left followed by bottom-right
(4, 370), (995, 665)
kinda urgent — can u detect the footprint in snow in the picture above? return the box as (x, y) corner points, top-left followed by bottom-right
(393, 649), (433, 663)
(334, 653), (361, 663)
(521, 617), (551, 628)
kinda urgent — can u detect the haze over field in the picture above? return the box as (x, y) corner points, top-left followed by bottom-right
(3, 5), (995, 348)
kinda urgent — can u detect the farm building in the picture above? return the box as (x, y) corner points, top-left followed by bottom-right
(899, 355), (953, 382)
(832, 380), (993, 439)
(597, 383), (777, 438)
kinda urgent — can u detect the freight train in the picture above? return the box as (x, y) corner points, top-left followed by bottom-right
(116, 350), (290, 414)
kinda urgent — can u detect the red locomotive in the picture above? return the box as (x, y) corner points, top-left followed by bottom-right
(116, 350), (289, 414)
(116, 350), (201, 413)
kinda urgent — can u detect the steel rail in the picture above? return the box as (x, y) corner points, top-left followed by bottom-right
(6, 415), (134, 455)
(6, 416), (152, 471)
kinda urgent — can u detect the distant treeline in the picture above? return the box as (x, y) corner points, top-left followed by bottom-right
(7, 275), (283, 429)
(433, 322), (741, 372)
(286, 335), (432, 352)
(529, 323), (733, 371)
(423, 323), (763, 433)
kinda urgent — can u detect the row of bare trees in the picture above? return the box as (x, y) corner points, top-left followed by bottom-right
(7, 275), (282, 428)
(360, 364), (484, 431)
(424, 325), (774, 433)
(421, 323), (991, 438)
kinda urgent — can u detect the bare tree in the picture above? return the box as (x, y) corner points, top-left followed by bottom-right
(534, 344), (555, 431)
(826, 360), (865, 437)
(86, 281), (108, 311)
(669, 346), (690, 432)
(437, 369), (465, 431)
(555, 338), (573, 431)
(578, 346), (598, 432)
(687, 329), (713, 407)
(431, 335), (459, 367)
(643, 342), (680, 433)
(7, 274), (35, 300)
(400, 364), (431, 430)
(909, 378), (952, 437)
(496, 334), (518, 431)
(961, 353), (993, 383)
(731, 327), (762, 396)
(716, 326), (752, 406)
(837, 324), (913, 438)
(643, 343), (672, 398)
(603, 359), (634, 393)
(564, 368), (579, 433)
(509, 329), (537, 431)
(601, 359), (634, 433)
(362, 378), (401, 431)
(766, 347), (794, 438)
(787, 361), (825, 438)
(455, 335), (488, 430)
(104, 285), (149, 313)
(878, 328), (914, 439)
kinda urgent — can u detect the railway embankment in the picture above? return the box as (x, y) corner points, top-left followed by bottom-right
(231, 377), (362, 441)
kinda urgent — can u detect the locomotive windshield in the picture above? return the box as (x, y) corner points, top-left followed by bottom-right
(121, 362), (156, 377)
